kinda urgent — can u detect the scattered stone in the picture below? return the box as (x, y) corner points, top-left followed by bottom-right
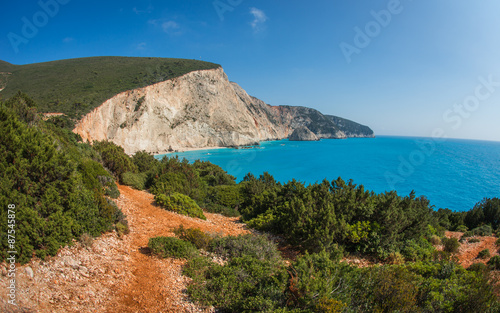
(62, 256), (79, 268)
(25, 266), (34, 279)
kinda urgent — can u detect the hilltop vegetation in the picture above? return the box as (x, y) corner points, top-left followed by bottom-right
(0, 57), (220, 118)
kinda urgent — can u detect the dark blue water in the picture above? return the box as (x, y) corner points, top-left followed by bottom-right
(156, 136), (500, 212)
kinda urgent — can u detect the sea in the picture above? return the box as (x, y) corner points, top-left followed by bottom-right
(155, 136), (500, 212)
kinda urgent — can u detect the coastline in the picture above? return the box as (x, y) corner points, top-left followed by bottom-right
(154, 146), (228, 156)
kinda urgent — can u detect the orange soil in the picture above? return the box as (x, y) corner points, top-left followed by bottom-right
(445, 231), (499, 268)
(103, 185), (249, 312)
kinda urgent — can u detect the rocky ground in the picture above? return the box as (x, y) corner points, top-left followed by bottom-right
(1, 186), (498, 312)
(0, 185), (248, 313)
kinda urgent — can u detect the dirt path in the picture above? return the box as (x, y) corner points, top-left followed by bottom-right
(0, 185), (249, 313)
(446, 231), (499, 268)
(104, 185), (250, 312)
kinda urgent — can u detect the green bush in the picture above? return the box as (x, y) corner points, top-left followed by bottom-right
(456, 225), (468, 232)
(201, 201), (239, 217)
(155, 192), (206, 220)
(131, 150), (159, 173)
(477, 249), (491, 259)
(487, 255), (500, 270)
(121, 171), (148, 190)
(400, 238), (434, 262)
(193, 160), (236, 186)
(184, 233), (288, 312)
(93, 141), (138, 179)
(464, 198), (500, 230)
(462, 231), (474, 238)
(174, 225), (214, 250)
(199, 185), (242, 217)
(290, 251), (354, 310)
(496, 238), (500, 246)
(148, 236), (198, 259)
(442, 237), (460, 253)
(429, 235), (441, 246)
(150, 156), (206, 201)
(185, 255), (288, 312)
(79, 158), (119, 198)
(210, 234), (282, 262)
(115, 222), (129, 237)
(468, 262), (489, 273)
(246, 211), (277, 231)
(468, 238), (481, 243)
(472, 225), (493, 236)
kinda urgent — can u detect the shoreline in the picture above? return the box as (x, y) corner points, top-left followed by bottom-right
(155, 146), (228, 156)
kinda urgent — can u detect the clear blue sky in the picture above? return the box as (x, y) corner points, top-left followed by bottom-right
(2, 0), (500, 141)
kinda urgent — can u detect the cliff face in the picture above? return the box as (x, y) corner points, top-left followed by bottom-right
(74, 68), (290, 154)
(326, 115), (374, 138)
(289, 127), (319, 141)
(74, 67), (372, 154)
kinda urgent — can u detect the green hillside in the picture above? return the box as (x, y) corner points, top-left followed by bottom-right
(0, 57), (220, 118)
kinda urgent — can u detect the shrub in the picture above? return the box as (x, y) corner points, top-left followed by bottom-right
(155, 192), (206, 220)
(472, 225), (493, 236)
(182, 256), (212, 280)
(477, 249), (491, 259)
(193, 160), (236, 186)
(487, 255), (500, 270)
(79, 233), (93, 248)
(400, 238), (434, 262)
(115, 222), (129, 237)
(429, 235), (441, 246)
(462, 231), (474, 238)
(149, 156), (206, 200)
(131, 150), (159, 173)
(455, 225), (468, 232)
(468, 262), (489, 273)
(468, 238), (481, 243)
(442, 237), (460, 253)
(148, 236), (198, 259)
(93, 141), (138, 179)
(315, 297), (347, 313)
(291, 251), (354, 310)
(371, 267), (420, 313)
(386, 252), (405, 265)
(174, 225), (214, 250)
(185, 255), (288, 312)
(205, 185), (242, 208)
(210, 234), (282, 262)
(496, 238), (500, 246)
(201, 201), (239, 217)
(246, 211), (277, 231)
(121, 171), (148, 190)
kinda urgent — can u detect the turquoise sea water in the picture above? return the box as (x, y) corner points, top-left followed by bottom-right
(156, 136), (500, 212)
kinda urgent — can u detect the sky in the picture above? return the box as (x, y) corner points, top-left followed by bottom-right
(1, 0), (500, 141)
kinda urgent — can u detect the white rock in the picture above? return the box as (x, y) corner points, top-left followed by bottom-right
(62, 256), (79, 268)
(25, 266), (34, 278)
